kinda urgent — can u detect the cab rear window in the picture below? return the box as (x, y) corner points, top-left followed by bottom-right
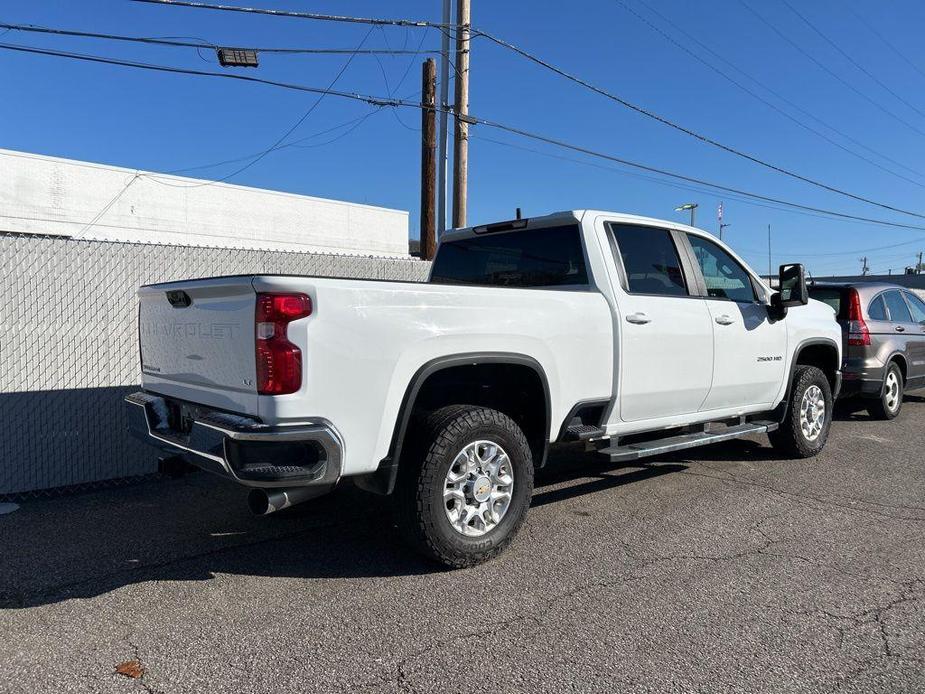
(429, 225), (588, 288)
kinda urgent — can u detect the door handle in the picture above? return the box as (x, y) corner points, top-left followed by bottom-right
(715, 315), (735, 325)
(895, 325), (906, 333)
(625, 312), (651, 324)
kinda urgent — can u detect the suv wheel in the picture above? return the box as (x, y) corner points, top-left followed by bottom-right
(394, 405), (534, 568)
(769, 365), (833, 458)
(868, 362), (903, 420)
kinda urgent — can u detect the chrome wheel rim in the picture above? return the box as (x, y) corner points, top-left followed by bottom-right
(884, 371), (901, 412)
(800, 385), (826, 442)
(443, 440), (514, 537)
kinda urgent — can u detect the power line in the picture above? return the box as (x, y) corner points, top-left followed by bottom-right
(472, 132), (900, 229)
(617, 0), (925, 186)
(465, 114), (925, 232)
(470, 28), (925, 220)
(0, 22), (438, 56)
(166, 109), (384, 174)
(10, 40), (925, 233)
(737, 0), (925, 138)
(735, 236), (925, 259)
(129, 0), (450, 29)
(0, 42), (408, 106)
(847, 6), (925, 84)
(75, 173), (140, 237)
(780, 0), (925, 120)
(129, 0), (925, 219)
(144, 26), (377, 188)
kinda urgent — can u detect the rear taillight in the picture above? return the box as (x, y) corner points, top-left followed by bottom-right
(255, 293), (312, 395)
(846, 288), (870, 346)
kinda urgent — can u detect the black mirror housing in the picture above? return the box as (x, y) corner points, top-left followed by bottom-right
(778, 263), (808, 308)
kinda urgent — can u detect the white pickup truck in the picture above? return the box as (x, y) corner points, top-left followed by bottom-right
(127, 210), (841, 567)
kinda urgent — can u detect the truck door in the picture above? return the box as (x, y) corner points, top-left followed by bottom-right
(607, 223), (714, 422)
(684, 234), (787, 410)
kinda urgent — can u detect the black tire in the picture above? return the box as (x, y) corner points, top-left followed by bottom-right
(394, 405), (534, 568)
(866, 361), (904, 421)
(769, 365), (833, 458)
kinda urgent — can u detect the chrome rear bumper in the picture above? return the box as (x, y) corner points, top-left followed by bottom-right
(125, 390), (342, 490)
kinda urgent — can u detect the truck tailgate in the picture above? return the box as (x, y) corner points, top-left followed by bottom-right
(138, 276), (259, 414)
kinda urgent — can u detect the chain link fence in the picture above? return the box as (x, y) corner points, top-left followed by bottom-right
(0, 234), (430, 497)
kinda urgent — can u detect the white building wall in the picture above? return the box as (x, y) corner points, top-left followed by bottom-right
(0, 149), (410, 257)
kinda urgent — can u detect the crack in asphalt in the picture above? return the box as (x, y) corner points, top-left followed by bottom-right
(358, 501), (923, 692)
(777, 578), (925, 693)
(679, 460), (925, 523)
(4, 425), (923, 692)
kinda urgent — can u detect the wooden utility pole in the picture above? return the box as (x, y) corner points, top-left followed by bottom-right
(420, 58), (437, 260)
(436, 0), (451, 237)
(452, 0), (471, 229)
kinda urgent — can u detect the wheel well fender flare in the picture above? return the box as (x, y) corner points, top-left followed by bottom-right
(884, 352), (908, 380)
(363, 352), (552, 495)
(776, 338), (841, 421)
(880, 352), (908, 395)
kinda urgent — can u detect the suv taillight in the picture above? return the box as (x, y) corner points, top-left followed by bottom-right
(255, 293), (312, 395)
(846, 288), (870, 346)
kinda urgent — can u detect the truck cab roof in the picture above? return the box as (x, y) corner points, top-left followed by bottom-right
(442, 210), (721, 244)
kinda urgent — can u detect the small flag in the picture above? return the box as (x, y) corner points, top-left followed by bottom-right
(717, 201), (724, 222)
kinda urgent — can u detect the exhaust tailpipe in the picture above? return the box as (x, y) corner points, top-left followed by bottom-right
(247, 486), (331, 516)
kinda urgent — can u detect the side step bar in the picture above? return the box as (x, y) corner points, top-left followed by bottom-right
(597, 421), (778, 462)
(563, 423), (607, 441)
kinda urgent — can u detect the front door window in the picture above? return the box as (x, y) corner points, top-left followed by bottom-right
(687, 235), (756, 303)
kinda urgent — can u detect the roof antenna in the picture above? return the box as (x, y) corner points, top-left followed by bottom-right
(515, 207), (522, 220)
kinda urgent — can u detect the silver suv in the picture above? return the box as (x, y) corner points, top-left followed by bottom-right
(809, 282), (925, 419)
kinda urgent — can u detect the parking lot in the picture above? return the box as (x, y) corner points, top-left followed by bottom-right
(1, 397), (923, 694)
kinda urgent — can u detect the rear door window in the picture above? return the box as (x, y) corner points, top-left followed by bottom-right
(884, 290), (913, 323)
(904, 291), (925, 323)
(609, 224), (688, 296)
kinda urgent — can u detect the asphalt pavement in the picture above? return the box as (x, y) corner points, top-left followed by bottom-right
(1, 396), (924, 693)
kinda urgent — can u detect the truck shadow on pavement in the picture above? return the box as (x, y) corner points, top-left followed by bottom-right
(4, 396), (922, 610)
(833, 393), (925, 421)
(0, 449), (690, 609)
(8, 385), (920, 611)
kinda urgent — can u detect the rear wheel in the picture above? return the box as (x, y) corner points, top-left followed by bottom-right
(769, 365), (833, 458)
(394, 405), (534, 568)
(867, 362), (903, 420)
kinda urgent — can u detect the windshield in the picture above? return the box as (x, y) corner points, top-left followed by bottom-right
(429, 224), (588, 288)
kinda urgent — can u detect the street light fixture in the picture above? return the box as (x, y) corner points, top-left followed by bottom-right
(216, 47), (259, 68)
(675, 203), (698, 227)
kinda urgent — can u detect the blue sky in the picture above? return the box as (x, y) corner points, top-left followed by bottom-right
(3, 0), (925, 275)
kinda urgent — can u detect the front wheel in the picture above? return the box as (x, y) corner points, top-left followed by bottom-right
(769, 365), (833, 458)
(394, 405), (534, 568)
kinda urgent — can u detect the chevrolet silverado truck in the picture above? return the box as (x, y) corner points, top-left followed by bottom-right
(127, 210), (841, 567)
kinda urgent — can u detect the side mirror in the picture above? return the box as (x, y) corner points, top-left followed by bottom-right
(767, 263), (808, 320)
(778, 263), (808, 307)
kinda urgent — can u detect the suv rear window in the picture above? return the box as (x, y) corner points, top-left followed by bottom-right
(808, 287), (846, 318)
(429, 225), (588, 288)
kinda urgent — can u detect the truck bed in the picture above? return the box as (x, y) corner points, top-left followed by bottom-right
(138, 273), (614, 476)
